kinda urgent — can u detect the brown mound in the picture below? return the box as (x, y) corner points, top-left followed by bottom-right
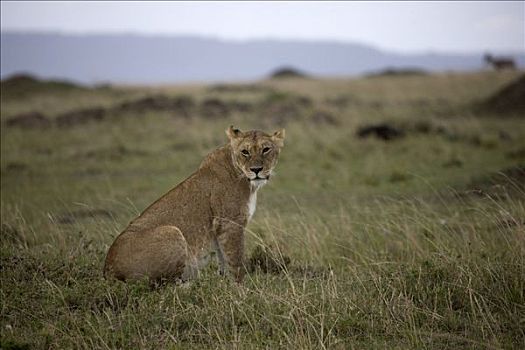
(356, 123), (405, 141)
(4, 112), (51, 128)
(116, 94), (195, 117)
(1, 73), (86, 98)
(480, 74), (525, 115)
(356, 120), (454, 142)
(270, 67), (309, 79)
(1, 73), (39, 86)
(56, 107), (107, 127)
(200, 98), (230, 119)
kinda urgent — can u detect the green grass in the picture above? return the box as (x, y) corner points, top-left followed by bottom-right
(1, 71), (524, 349)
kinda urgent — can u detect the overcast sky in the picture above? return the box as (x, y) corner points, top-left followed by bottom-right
(1, 1), (523, 53)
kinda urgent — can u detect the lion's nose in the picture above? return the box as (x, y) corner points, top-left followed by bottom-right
(250, 167), (263, 175)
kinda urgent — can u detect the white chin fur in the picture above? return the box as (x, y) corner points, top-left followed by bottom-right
(250, 179), (267, 189)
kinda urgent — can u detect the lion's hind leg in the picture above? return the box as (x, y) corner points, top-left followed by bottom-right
(146, 225), (190, 282)
(105, 225), (189, 282)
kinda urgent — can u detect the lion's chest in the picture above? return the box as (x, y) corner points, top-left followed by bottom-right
(247, 180), (266, 221)
(247, 191), (257, 221)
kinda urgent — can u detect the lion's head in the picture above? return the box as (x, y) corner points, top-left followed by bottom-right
(226, 126), (285, 185)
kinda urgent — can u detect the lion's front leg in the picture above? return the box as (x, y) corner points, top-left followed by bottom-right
(211, 237), (226, 275)
(217, 221), (246, 283)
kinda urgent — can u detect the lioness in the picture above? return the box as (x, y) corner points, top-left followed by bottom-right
(104, 126), (285, 283)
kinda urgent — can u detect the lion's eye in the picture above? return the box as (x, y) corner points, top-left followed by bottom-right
(241, 149), (250, 157)
(262, 147), (271, 154)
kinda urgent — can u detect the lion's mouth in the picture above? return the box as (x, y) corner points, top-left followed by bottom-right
(250, 176), (268, 181)
(250, 174), (270, 181)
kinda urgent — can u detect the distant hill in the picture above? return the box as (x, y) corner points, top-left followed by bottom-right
(1, 32), (524, 84)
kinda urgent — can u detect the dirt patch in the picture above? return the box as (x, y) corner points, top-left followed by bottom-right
(4, 112), (51, 129)
(55, 209), (115, 224)
(56, 107), (107, 127)
(479, 74), (525, 115)
(247, 245), (291, 274)
(357, 123), (405, 141)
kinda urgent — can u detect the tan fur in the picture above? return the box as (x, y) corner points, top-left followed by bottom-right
(104, 126), (285, 283)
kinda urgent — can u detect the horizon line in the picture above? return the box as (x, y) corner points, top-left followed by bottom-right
(2, 29), (524, 56)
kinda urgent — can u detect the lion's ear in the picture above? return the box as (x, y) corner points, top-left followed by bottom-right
(272, 129), (285, 146)
(226, 125), (242, 140)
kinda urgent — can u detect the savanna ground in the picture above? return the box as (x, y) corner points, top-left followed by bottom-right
(1, 71), (524, 349)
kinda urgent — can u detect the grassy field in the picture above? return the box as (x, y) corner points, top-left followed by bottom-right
(1, 71), (524, 349)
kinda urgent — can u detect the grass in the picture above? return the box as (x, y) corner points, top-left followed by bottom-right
(1, 71), (524, 349)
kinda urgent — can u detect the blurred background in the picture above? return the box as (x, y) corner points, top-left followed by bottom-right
(1, 1), (524, 83)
